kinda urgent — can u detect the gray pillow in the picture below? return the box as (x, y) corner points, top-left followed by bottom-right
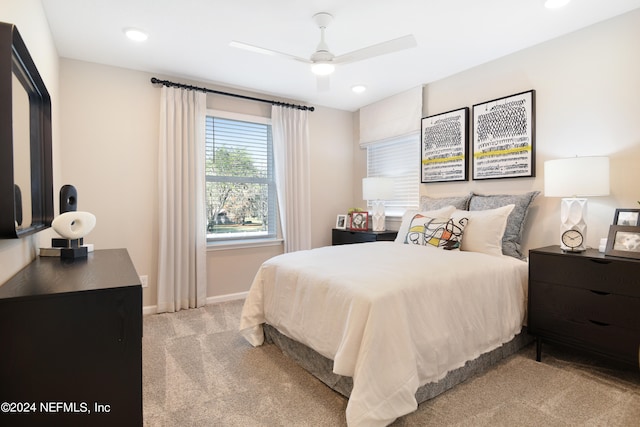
(419, 193), (472, 211)
(469, 191), (540, 260)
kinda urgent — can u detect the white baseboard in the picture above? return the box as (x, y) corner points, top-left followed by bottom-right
(206, 291), (248, 305)
(142, 291), (248, 316)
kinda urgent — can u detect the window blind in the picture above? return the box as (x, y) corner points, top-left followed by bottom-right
(366, 131), (420, 216)
(205, 115), (276, 241)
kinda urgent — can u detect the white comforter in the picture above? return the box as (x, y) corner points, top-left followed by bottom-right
(240, 242), (528, 426)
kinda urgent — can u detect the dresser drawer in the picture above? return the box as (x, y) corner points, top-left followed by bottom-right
(529, 251), (640, 297)
(530, 309), (639, 366)
(529, 281), (640, 331)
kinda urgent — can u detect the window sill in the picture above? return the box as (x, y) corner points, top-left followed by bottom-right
(207, 238), (284, 252)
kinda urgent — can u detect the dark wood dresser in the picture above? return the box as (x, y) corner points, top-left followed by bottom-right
(528, 245), (640, 368)
(0, 249), (142, 426)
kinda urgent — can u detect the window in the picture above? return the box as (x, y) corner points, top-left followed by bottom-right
(205, 111), (276, 242)
(366, 132), (420, 216)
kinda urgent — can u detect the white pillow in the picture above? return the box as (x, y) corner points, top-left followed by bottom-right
(450, 204), (515, 256)
(395, 205), (457, 244)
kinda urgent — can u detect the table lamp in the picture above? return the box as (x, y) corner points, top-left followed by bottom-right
(363, 177), (394, 231)
(544, 156), (610, 252)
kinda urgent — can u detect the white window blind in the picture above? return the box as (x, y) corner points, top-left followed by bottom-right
(205, 111), (276, 241)
(366, 131), (420, 216)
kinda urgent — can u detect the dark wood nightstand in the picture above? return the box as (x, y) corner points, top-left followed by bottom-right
(332, 228), (398, 245)
(528, 245), (640, 368)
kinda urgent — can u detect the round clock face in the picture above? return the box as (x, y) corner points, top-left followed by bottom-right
(562, 229), (584, 248)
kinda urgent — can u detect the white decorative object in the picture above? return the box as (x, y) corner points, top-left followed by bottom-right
(599, 238), (607, 253)
(363, 177), (394, 231)
(52, 211), (96, 240)
(544, 156), (610, 251)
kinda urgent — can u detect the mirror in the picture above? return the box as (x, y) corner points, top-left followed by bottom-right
(0, 22), (53, 238)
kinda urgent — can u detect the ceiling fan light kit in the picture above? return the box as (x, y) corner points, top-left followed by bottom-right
(311, 61), (335, 76)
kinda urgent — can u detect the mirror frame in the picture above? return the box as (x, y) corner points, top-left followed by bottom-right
(0, 22), (53, 238)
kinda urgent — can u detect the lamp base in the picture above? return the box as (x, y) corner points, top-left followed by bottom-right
(370, 200), (386, 232)
(559, 198), (587, 252)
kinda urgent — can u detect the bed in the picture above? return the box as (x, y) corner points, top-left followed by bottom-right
(240, 191), (538, 426)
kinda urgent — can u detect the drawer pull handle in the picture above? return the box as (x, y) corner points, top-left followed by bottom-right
(590, 290), (611, 296)
(589, 259), (612, 265)
(588, 319), (610, 327)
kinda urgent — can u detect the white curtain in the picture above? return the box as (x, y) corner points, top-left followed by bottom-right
(157, 86), (207, 313)
(272, 105), (311, 253)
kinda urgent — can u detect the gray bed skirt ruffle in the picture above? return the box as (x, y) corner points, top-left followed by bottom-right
(264, 324), (533, 403)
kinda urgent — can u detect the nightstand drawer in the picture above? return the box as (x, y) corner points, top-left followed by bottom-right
(529, 251), (640, 297)
(529, 281), (640, 331)
(531, 310), (639, 365)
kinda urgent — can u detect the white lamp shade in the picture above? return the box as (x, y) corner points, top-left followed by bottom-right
(544, 156), (610, 197)
(362, 177), (394, 200)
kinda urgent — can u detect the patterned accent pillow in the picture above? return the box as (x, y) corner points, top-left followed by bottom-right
(419, 193), (472, 211)
(395, 205), (457, 243)
(406, 215), (466, 250)
(469, 191), (539, 259)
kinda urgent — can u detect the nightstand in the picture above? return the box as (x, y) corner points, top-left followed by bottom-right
(332, 228), (398, 245)
(528, 245), (640, 367)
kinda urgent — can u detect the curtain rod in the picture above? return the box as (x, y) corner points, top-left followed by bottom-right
(150, 77), (315, 112)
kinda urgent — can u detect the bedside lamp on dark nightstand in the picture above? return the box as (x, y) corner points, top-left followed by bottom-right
(544, 156), (610, 252)
(363, 177), (394, 232)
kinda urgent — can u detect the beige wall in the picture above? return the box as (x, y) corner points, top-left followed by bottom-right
(0, 0), (60, 284)
(351, 10), (640, 255)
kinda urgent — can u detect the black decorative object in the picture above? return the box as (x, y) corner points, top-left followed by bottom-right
(42, 186), (94, 259)
(59, 184), (78, 214)
(472, 90), (535, 180)
(0, 22), (54, 238)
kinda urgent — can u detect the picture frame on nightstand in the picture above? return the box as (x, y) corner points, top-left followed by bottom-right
(613, 208), (640, 226)
(605, 225), (640, 259)
(349, 212), (368, 231)
(336, 214), (347, 229)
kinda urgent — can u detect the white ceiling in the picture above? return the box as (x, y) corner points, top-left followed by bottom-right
(41, 0), (640, 112)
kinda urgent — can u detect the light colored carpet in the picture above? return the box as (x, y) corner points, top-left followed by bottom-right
(143, 300), (640, 426)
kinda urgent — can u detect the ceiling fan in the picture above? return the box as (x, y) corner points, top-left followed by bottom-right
(229, 12), (417, 85)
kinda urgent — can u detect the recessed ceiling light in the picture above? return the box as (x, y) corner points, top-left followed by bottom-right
(124, 28), (148, 42)
(352, 85), (367, 94)
(544, 0), (571, 9)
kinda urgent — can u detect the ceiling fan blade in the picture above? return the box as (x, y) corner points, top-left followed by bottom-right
(333, 34), (417, 64)
(229, 40), (311, 63)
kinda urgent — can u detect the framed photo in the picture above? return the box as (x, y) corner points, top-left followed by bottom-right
(335, 214), (347, 229)
(605, 225), (640, 259)
(613, 208), (640, 226)
(472, 90), (535, 180)
(349, 212), (368, 231)
(421, 107), (469, 183)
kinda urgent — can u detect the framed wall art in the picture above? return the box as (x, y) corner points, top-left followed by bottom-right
(472, 90), (535, 180)
(613, 208), (640, 226)
(605, 225), (640, 259)
(421, 107), (469, 183)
